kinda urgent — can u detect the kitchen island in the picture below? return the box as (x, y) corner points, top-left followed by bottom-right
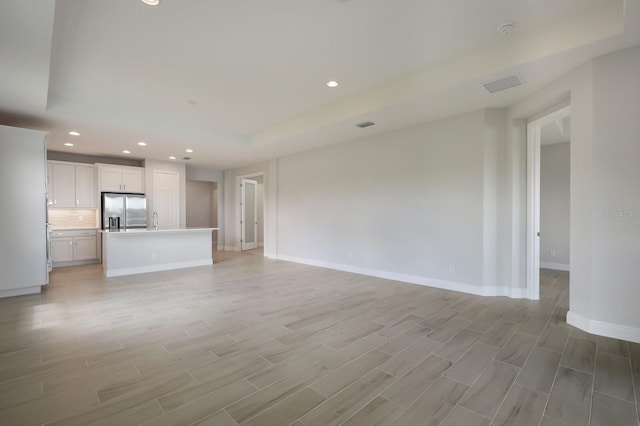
(101, 228), (217, 277)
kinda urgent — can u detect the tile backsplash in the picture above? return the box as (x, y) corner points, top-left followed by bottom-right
(49, 209), (99, 229)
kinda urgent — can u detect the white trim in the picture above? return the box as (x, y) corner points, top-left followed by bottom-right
(0, 286), (41, 298)
(567, 311), (640, 344)
(276, 254), (527, 298)
(264, 251), (277, 259)
(104, 259), (212, 278)
(540, 262), (570, 271)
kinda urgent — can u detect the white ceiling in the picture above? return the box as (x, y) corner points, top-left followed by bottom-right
(1, 0), (638, 169)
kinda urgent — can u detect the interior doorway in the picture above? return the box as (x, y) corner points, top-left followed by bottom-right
(241, 178), (258, 250)
(236, 173), (264, 252)
(526, 105), (571, 299)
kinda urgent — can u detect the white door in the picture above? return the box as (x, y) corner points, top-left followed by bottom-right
(153, 171), (180, 229)
(241, 179), (258, 250)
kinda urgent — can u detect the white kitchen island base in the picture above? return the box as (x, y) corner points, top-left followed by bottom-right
(101, 228), (217, 278)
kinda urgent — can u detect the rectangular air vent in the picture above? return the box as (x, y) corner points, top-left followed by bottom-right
(482, 74), (524, 93)
(356, 121), (375, 128)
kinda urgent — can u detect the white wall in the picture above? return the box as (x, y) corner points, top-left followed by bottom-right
(589, 45), (640, 333)
(540, 143), (570, 267)
(273, 110), (507, 294)
(186, 180), (214, 228)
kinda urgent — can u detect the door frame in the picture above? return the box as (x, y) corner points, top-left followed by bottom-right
(526, 105), (571, 299)
(235, 172), (265, 251)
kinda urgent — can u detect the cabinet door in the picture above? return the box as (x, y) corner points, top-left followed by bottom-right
(51, 238), (74, 262)
(100, 167), (123, 192)
(75, 165), (95, 207)
(73, 236), (97, 260)
(51, 163), (76, 207)
(122, 168), (143, 193)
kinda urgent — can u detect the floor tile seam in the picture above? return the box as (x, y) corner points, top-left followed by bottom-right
(331, 372), (405, 426)
(539, 326), (574, 426)
(233, 384), (324, 426)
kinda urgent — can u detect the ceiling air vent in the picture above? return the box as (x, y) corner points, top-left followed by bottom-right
(182, 157), (191, 160)
(356, 121), (375, 128)
(482, 74), (524, 93)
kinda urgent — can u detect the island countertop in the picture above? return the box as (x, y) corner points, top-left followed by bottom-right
(101, 227), (218, 235)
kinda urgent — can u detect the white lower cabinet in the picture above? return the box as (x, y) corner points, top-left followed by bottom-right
(74, 236), (97, 260)
(51, 230), (98, 265)
(51, 238), (74, 262)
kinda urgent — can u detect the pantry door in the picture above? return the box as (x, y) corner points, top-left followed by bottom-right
(153, 171), (180, 229)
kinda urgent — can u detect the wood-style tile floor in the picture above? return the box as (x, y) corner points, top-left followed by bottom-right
(1, 250), (639, 425)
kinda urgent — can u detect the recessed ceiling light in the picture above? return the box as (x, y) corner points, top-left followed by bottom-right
(122, 150), (131, 154)
(169, 156), (176, 160)
(137, 141), (147, 146)
(141, 0), (159, 5)
(64, 142), (74, 147)
(69, 131), (80, 136)
(185, 149), (193, 153)
(327, 80), (339, 88)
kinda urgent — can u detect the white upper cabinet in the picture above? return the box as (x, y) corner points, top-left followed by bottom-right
(75, 165), (95, 207)
(98, 165), (144, 193)
(50, 163), (77, 207)
(48, 161), (96, 208)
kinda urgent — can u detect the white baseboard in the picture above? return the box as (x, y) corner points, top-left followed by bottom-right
(264, 251), (277, 259)
(275, 254), (527, 299)
(540, 262), (570, 272)
(567, 311), (640, 343)
(0, 286), (41, 298)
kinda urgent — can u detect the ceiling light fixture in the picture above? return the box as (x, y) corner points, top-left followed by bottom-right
(141, 0), (159, 5)
(137, 141), (147, 146)
(122, 150), (131, 154)
(64, 142), (74, 147)
(185, 149), (193, 153)
(69, 131), (80, 136)
(169, 156), (176, 160)
(327, 80), (339, 88)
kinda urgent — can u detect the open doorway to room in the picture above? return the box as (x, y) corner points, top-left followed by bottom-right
(526, 105), (571, 299)
(186, 180), (219, 249)
(540, 117), (571, 272)
(236, 173), (264, 252)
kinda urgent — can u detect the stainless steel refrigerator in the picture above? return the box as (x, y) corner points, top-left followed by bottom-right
(101, 192), (147, 230)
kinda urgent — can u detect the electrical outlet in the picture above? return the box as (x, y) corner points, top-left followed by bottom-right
(550, 250), (556, 257)
(449, 264), (455, 273)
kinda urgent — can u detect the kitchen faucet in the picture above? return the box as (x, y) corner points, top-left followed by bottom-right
(153, 211), (159, 230)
